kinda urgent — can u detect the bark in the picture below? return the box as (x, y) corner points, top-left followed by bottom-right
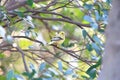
(98, 0), (120, 80)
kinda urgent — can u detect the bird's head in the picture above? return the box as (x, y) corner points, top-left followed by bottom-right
(59, 31), (65, 37)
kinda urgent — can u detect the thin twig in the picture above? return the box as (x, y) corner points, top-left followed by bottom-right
(15, 46), (29, 72)
(6, 0), (48, 11)
(52, 45), (92, 66)
(31, 15), (90, 27)
(0, 36), (44, 45)
(49, 0), (74, 11)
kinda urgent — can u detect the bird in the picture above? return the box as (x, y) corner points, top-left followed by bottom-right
(48, 31), (65, 46)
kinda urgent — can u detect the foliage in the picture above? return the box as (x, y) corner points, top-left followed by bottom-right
(0, 0), (111, 80)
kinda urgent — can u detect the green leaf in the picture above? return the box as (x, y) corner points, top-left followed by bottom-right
(22, 70), (36, 79)
(22, 72), (30, 77)
(27, 0), (33, 7)
(82, 29), (87, 39)
(93, 35), (104, 47)
(30, 69), (36, 79)
(14, 11), (24, 17)
(86, 43), (93, 51)
(86, 68), (96, 79)
(32, 78), (42, 80)
(86, 58), (101, 79)
(91, 43), (101, 55)
(6, 70), (14, 80)
(94, 58), (102, 67)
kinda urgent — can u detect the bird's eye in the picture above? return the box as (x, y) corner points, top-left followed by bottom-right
(61, 32), (64, 34)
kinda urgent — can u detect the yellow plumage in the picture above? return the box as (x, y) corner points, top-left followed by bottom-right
(49, 31), (65, 46)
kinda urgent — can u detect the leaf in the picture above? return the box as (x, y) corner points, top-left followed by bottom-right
(6, 35), (14, 44)
(0, 12), (4, 20)
(30, 69), (36, 79)
(22, 70), (36, 79)
(72, 73), (78, 78)
(27, 0), (33, 7)
(14, 74), (24, 80)
(48, 68), (59, 75)
(84, 15), (93, 23)
(64, 68), (73, 75)
(94, 58), (102, 67)
(87, 58), (101, 72)
(0, 26), (6, 39)
(86, 68), (96, 79)
(25, 30), (30, 37)
(86, 43), (93, 51)
(102, 14), (108, 24)
(98, 29), (105, 33)
(84, 4), (93, 10)
(82, 29), (87, 39)
(86, 59), (101, 79)
(91, 43), (101, 55)
(18, 39), (32, 49)
(43, 71), (52, 77)
(39, 62), (46, 72)
(58, 61), (63, 72)
(93, 35), (103, 46)
(6, 70), (14, 80)
(106, 0), (112, 4)
(22, 72), (31, 79)
(93, 35), (100, 43)
(90, 22), (98, 30)
(29, 62), (35, 70)
(91, 56), (98, 60)
(95, 10), (100, 21)
(33, 78), (43, 80)
(42, 77), (52, 80)
(14, 11), (24, 17)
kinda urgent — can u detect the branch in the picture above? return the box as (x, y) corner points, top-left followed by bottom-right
(25, 49), (85, 72)
(15, 46), (29, 72)
(0, 36), (44, 45)
(26, 10), (72, 20)
(2, 0), (8, 6)
(49, 0), (74, 11)
(51, 45), (94, 65)
(31, 15), (90, 28)
(6, 0), (48, 11)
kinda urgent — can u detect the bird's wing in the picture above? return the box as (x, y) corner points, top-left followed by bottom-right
(51, 37), (63, 41)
